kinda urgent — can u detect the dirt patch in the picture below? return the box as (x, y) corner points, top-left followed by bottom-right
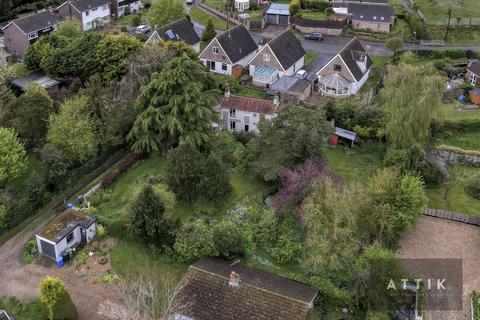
(397, 216), (480, 320)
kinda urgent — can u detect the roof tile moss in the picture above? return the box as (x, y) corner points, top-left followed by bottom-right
(40, 209), (94, 241)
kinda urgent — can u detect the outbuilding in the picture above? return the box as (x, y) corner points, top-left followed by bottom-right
(265, 3), (290, 25)
(332, 126), (359, 147)
(36, 208), (97, 262)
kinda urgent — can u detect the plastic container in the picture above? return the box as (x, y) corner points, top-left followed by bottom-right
(56, 256), (64, 268)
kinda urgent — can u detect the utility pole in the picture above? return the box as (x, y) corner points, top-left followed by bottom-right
(412, 31), (416, 51)
(445, 3), (452, 42)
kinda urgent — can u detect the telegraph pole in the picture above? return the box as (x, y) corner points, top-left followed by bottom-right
(445, 3), (452, 42)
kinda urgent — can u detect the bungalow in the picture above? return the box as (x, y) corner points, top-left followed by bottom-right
(146, 17), (201, 53)
(199, 24), (258, 76)
(58, 0), (111, 31)
(348, 2), (395, 33)
(2, 10), (61, 56)
(467, 61), (480, 86)
(248, 30), (305, 87)
(215, 92), (281, 133)
(36, 208), (97, 261)
(316, 37), (372, 98)
(174, 258), (318, 320)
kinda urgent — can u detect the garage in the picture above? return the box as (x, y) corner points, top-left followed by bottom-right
(265, 3), (290, 25)
(39, 239), (56, 259)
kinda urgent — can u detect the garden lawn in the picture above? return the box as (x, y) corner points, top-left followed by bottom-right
(413, 0), (480, 19)
(304, 51), (319, 67)
(204, 0), (224, 10)
(0, 297), (47, 320)
(323, 142), (385, 184)
(425, 165), (480, 216)
(301, 10), (326, 20)
(439, 102), (480, 122)
(236, 86), (267, 98)
(94, 156), (271, 225)
(436, 131), (480, 151)
(425, 26), (480, 44)
(190, 7), (227, 31)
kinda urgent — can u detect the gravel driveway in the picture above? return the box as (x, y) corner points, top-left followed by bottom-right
(0, 222), (124, 320)
(397, 216), (480, 320)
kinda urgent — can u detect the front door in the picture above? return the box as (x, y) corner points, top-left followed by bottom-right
(81, 228), (87, 244)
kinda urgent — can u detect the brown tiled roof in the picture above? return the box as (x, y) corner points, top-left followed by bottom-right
(468, 61), (480, 76)
(175, 258), (318, 320)
(219, 95), (279, 115)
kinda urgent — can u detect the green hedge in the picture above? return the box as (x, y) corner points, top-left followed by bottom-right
(405, 13), (424, 38)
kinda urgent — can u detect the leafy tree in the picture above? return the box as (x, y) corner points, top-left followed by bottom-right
(202, 17), (216, 43)
(166, 143), (231, 203)
(401, 144), (425, 173)
(384, 37), (404, 53)
(8, 83), (55, 147)
(96, 35), (141, 83)
(174, 219), (216, 263)
(39, 276), (67, 320)
(55, 19), (83, 38)
(128, 184), (178, 248)
(0, 127), (27, 186)
(212, 220), (244, 259)
(24, 36), (56, 71)
(248, 106), (333, 181)
(0, 203), (6, 230)
(360, 168), (426, 246)
(128, 55), (218, 152)
(147, 0), (186, 27)
(40, 144), (69, 190)
(47, 95), (99, 165)
(380, 64), (443, 150)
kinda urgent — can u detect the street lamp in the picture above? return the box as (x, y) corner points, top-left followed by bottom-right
(413, 31), (416, 51)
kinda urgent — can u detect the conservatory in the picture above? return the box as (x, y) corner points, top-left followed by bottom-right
(235, 0), (249, 11)
(252, 65), (279, 85)
(318, 73), (351, 97)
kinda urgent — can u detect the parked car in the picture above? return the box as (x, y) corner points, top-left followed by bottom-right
(304, 32), (323, 41)
(294, 70), (308, 79)
(135, 24), (150, 34)
(186, 0), (194, 4)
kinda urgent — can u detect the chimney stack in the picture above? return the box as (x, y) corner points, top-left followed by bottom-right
(229, 271), (240, 287)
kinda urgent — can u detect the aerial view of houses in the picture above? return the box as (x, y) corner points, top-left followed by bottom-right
(1, 0), (480, 319)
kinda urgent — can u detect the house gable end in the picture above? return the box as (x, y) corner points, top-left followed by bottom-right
(199, 38), (233, 65)
(249, 44), (284, 71)
(317, 54), (357, 83)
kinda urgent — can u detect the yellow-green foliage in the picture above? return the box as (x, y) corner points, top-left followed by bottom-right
(437, 144), (480, 157)
(97, 224), (106, 238)
(39, 276), (66, 320)
(289, 0), (301, 15)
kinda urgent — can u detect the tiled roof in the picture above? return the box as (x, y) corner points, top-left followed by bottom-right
(68, 0), (111, 12)
(468, 61), (480, 76)
(219, 94), (279, 115)
(348, 2), (395, 22)
(155, 17), (200, 45)
(9, 10), (60, 33)
(267, 30), (306, 70)
(216, 25), (258, 64)
(175, 258), (317, 320)
(339, 37), (372, 81)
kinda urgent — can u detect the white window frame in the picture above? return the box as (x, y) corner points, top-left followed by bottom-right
(229, 109), (236, 118)
(222, 63), (228, 71)
(85, 10), (90, 16)
(28, 31), (38, 40)
(263, 53), (270, 61)
(212, 46), (219, 54)
(230, 120), (236, 131)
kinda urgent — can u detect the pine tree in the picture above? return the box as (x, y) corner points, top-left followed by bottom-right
(202, 17), (216, 43)
(128, 55), (218, 153)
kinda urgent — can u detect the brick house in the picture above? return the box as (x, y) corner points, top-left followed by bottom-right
(333, 0), (395, 32)
(146, 17), (201, 53)
(199, 25), (258, 76)
(316, 37), (372, 98)
(467, 61), (480, 86)
(2, 10), (61, 56)
(248, 30), (305, 87)
(58, 0), (111, 31)
(174, 258), (318, 320)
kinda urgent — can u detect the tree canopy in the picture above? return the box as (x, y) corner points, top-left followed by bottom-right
(147, 0), (186, 28)
(0, 127), (27, 186)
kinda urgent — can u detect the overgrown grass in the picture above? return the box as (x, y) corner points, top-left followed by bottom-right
(304, 51), (319, 67)
(301, 10), (327, 20)
(323, 141), (385, 185)
(190, 7), (227, 31)
(425, 165), (480, 216)
(435, 131), (480, 151)
(0, 297), (47, 320)
(439, 102), (480, 122)
(413, 0), (480, 20)
(425, 26), (480, 44)
(93, 156), (271, 225)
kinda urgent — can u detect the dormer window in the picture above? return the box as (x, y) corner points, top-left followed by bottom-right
(212, 46), (219, 54)
(28, 31), (38, 40)
(263, 53), (270, 61)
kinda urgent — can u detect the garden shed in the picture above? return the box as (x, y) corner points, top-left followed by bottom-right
(266, 3), (290, 25)
(36, 208), (97, 261)
(332, 126), (359, 147)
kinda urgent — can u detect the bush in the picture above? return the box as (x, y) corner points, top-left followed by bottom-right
(289, 0), (301, 15)
(384, 148), (407, 166)
(249, 3), (258, 10)
(120, 25), (127, 32)
(124, 6), (131, 15)
(101, 153), (140, 187)
(130, 14), (142, 26)
(174, 219), (216, 263)
(419, 162), (444, 186)
(405, 13), (424, 38)
(212, 220), (244, 260)
(465, 175), (480, 200)
(307, 0), (331, 10)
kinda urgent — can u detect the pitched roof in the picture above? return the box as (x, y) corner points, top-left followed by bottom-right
(266, 3), (290, 15)
(11, 72), (60, 89)
(68, 0), (111, 12)
(175, 258), (318, 320)
(220, 94), (279, 114)
(468, 61), (480, 76)
(8, 10), (60, 34)
(154, 17), (200, 45)
(343, 0), (389, 4)
(348, 2), (395, 21)
(338, 37), (372, 81)
(267, 30), (305, 70)
(216, 25), (258, 64)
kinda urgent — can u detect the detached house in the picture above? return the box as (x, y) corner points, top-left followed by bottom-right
(2, 10), (61, 56)
(174, 258), (318, 320)
(333, 0), (395, 32)
(112, 0), (141, 18)
(146, 17), (201, 53)
(467, 61), (480, 86)
(58, 0), (111, 31)
(249, 30), (305, 87)
(215, 92), (281, 133)
(199, 25), (258, 76)
(316, 37), (372, 98)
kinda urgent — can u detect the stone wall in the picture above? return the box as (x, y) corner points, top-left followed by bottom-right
(431, 147), (480, 165)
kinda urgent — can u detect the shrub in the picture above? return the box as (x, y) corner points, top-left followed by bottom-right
(124, 6), (131, 15)
(289, 0), (301, 15)
(465, 175), (480, 200)
(120, 25), (127, 32)
(249, 3), (258, 10)
(101, 153), (140, 187)
(405, 13), (424, 38)
(174, 219), (216, 263)
(212, 220), (244, 259)
(384, 148), (407, 166)
(97, 225), (106, 238)
(130, 14), (142, 26)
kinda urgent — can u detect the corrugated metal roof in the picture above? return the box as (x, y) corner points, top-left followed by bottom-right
(335, 126), (357, 141)
(266, 3), (290, 15)
(11, 72), (60, 89)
